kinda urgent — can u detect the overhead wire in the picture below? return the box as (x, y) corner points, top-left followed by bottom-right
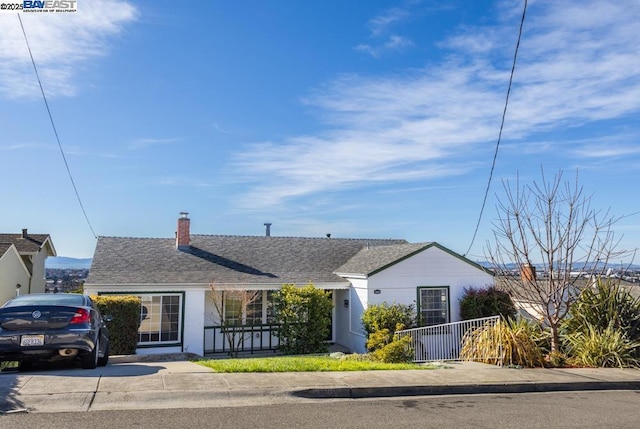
(464, 0), (528, 257)
(17, 13), (98, 239)
(18, 15), (154, 272)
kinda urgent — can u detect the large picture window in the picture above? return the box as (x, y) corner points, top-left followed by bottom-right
(138, 294), (182, 344)
(418, 287), (449, 326)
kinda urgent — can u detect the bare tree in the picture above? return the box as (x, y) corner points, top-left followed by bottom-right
(208, 283), (262, 357)
(486, 169), (629, 353)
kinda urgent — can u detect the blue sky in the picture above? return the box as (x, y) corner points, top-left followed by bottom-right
(1, 0), (639, 262)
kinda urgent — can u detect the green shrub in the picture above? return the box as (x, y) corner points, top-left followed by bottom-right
(562, 279), (640, 342)
(362, 302), (415, 336)
(366, 322), (406, 351)
(371, 334), (414, 363)
(564, 323), (640, 368)
(272, 284), (333, 355)
(461, 317), (548, 367)
(459, 286), (517, 320)
(92, 295), (141, 355)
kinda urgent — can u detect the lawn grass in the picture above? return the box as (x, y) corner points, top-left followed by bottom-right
(0, 361), (18, 371)
(196, 355), (433, 373)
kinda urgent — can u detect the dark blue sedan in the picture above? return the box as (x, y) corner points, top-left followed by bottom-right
(0, 293), (110, 370)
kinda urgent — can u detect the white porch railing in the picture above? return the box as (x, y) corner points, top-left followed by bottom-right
(395, 316), (501, 363)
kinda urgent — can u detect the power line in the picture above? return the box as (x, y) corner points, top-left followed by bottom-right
(465, 0), (528, 256)
(18, 14), (98, 239)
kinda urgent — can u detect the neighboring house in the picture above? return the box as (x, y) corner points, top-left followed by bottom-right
(0, 229), (57, 305)
(84, 213), (494, 356)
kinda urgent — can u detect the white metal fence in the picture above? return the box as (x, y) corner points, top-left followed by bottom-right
(396, 316), (501, 363)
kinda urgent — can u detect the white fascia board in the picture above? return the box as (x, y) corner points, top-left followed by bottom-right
(335, 272), (368, 280)
(83, 283), (210, 292)
(42, 236), (57, 257)
(84, 282), (353, 292)
(211, 282), (352, 290)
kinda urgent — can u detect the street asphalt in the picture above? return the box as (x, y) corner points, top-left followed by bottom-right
(1, 353), (640, 414)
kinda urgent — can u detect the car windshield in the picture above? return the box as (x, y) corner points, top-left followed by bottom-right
(4, 294), (85, 307)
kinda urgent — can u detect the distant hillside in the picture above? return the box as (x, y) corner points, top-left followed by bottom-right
(46, 257), (92, 269)
(478, 261), (640, 271)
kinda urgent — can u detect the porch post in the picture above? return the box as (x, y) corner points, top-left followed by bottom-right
(183, 289), (206, 356)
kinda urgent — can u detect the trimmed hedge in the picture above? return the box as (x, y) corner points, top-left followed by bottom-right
(92, 295), (141, 355)
(272, 284), (333, 355)
(459, 285), (517, 320)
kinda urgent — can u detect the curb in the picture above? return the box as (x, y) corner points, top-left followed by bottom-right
(292, 381), (640, 399)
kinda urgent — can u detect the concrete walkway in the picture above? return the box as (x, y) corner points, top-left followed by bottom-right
(1, 354), (640, 414)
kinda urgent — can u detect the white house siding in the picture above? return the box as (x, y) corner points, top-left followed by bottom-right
(83, 284), (207, 356)
(345, 246), (494, 353)
(29, 249), (48, 294)
(0, 247), (31, 306)
(368, 246), (493, 321)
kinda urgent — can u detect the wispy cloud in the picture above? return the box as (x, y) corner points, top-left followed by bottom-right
(0, 0), (137, 99)
(355, 5), (415, 57)
(156, 177), (216, 188)
(128, 137), (183, 150)
(572, 144), (640, 159)
(234, 0), (640, 210)
(355, 35), (414, 58)
(0, 142), (49, 151)
(367, 7), (409, 37)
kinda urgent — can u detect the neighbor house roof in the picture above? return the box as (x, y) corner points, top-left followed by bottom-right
(86, 235), (408, 286)
(0, 233), (56, 256)
(0, 243), (30, 273)
(0, 243), (14, 258)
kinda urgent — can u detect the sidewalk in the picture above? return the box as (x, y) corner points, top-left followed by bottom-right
(2, 354), (640, 414)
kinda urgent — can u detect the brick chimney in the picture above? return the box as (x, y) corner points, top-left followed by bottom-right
(176, 212), (190, 250)
(521, 262), (536, 282)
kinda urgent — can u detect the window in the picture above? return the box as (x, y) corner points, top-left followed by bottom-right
(245, 291), (263, 325)
(222, 290), (264, 326)
(418, 287), (449, 326)
(266, 290), (276, 323)
(138, 294), (182, 344)
(224, 295), (242, 326)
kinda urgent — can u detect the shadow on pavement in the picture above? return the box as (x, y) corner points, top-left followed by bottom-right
(0, 360), (167, 378)
(0, 368), (26, 414)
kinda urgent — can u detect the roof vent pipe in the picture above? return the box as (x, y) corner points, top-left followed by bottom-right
(264, 223), (272, 237)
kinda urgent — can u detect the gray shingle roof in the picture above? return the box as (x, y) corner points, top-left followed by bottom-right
(335, 242), (433, 276)
(86, 235), (408, 286)
(0, 243), (14, 258)
(0, 233), (52, 254)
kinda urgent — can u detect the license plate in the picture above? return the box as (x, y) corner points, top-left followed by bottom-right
(20, 335), (45, 347)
